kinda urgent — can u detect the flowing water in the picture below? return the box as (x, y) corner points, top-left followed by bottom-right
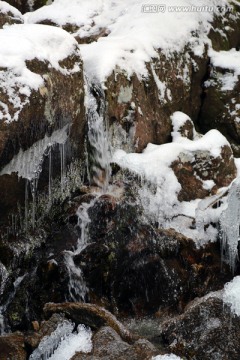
(64, 79), (112, 301)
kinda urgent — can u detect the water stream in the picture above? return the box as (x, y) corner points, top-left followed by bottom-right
(64, 79), (112, 301)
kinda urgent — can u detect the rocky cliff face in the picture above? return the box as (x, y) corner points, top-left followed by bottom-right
(0, 1), (240, 359)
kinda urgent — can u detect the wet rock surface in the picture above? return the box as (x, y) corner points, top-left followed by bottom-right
(73, 192), (232, 315)
(6, 0), (48, 13)
(44, 302), (138, 343)
(161, 292), (240, 360)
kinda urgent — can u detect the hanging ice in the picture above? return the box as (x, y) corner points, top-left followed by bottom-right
(29, 321), (92, 360)
(220, 178), (240, 272)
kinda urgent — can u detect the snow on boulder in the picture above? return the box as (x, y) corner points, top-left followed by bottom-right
(24, 0), (240, 153)
(199, 47), (240, 157)
(0, 23), (85, 224)
(0, 1), (23, 28)
(112, 116), (236, 238)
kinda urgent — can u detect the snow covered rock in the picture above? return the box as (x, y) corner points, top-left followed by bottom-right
(0, 1), (23, 28)
(199, 47), (240, 156)
(0, 23), (84, 223)
(24, 1), (240, 153)
(171, 133), (236, 202)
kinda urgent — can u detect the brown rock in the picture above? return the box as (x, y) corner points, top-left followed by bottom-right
(0, 332), (27, 360)
(71, 326), (157, 360)
(161, 292), (240, 360)
(171, 143), (237, 202)
(31, 321), (40, 332)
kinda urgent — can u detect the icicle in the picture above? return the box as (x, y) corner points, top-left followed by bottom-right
(60, 143), (66, 194)
(220, 179), (240, 273)
(24, 179), (29, 232)
(29, 320), (74, 360)
(48, 148), (52, 206)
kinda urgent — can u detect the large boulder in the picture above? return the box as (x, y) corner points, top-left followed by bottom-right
(161, 290), (240, 360)
(72, 192), (232, 315)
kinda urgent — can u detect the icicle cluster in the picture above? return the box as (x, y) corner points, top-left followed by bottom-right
(220, 179), (240, 272)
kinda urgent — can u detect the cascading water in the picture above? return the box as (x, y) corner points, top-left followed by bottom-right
(64, 79), (112, 301)
(85, 80), (111, 190)
(0, 273), (26, 334)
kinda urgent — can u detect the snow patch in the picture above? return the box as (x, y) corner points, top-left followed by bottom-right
(223, 276), (240, 316)
(152, 354), (182, 360)
(210, 48), (240, 91)
(0, 1), (23, 18)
